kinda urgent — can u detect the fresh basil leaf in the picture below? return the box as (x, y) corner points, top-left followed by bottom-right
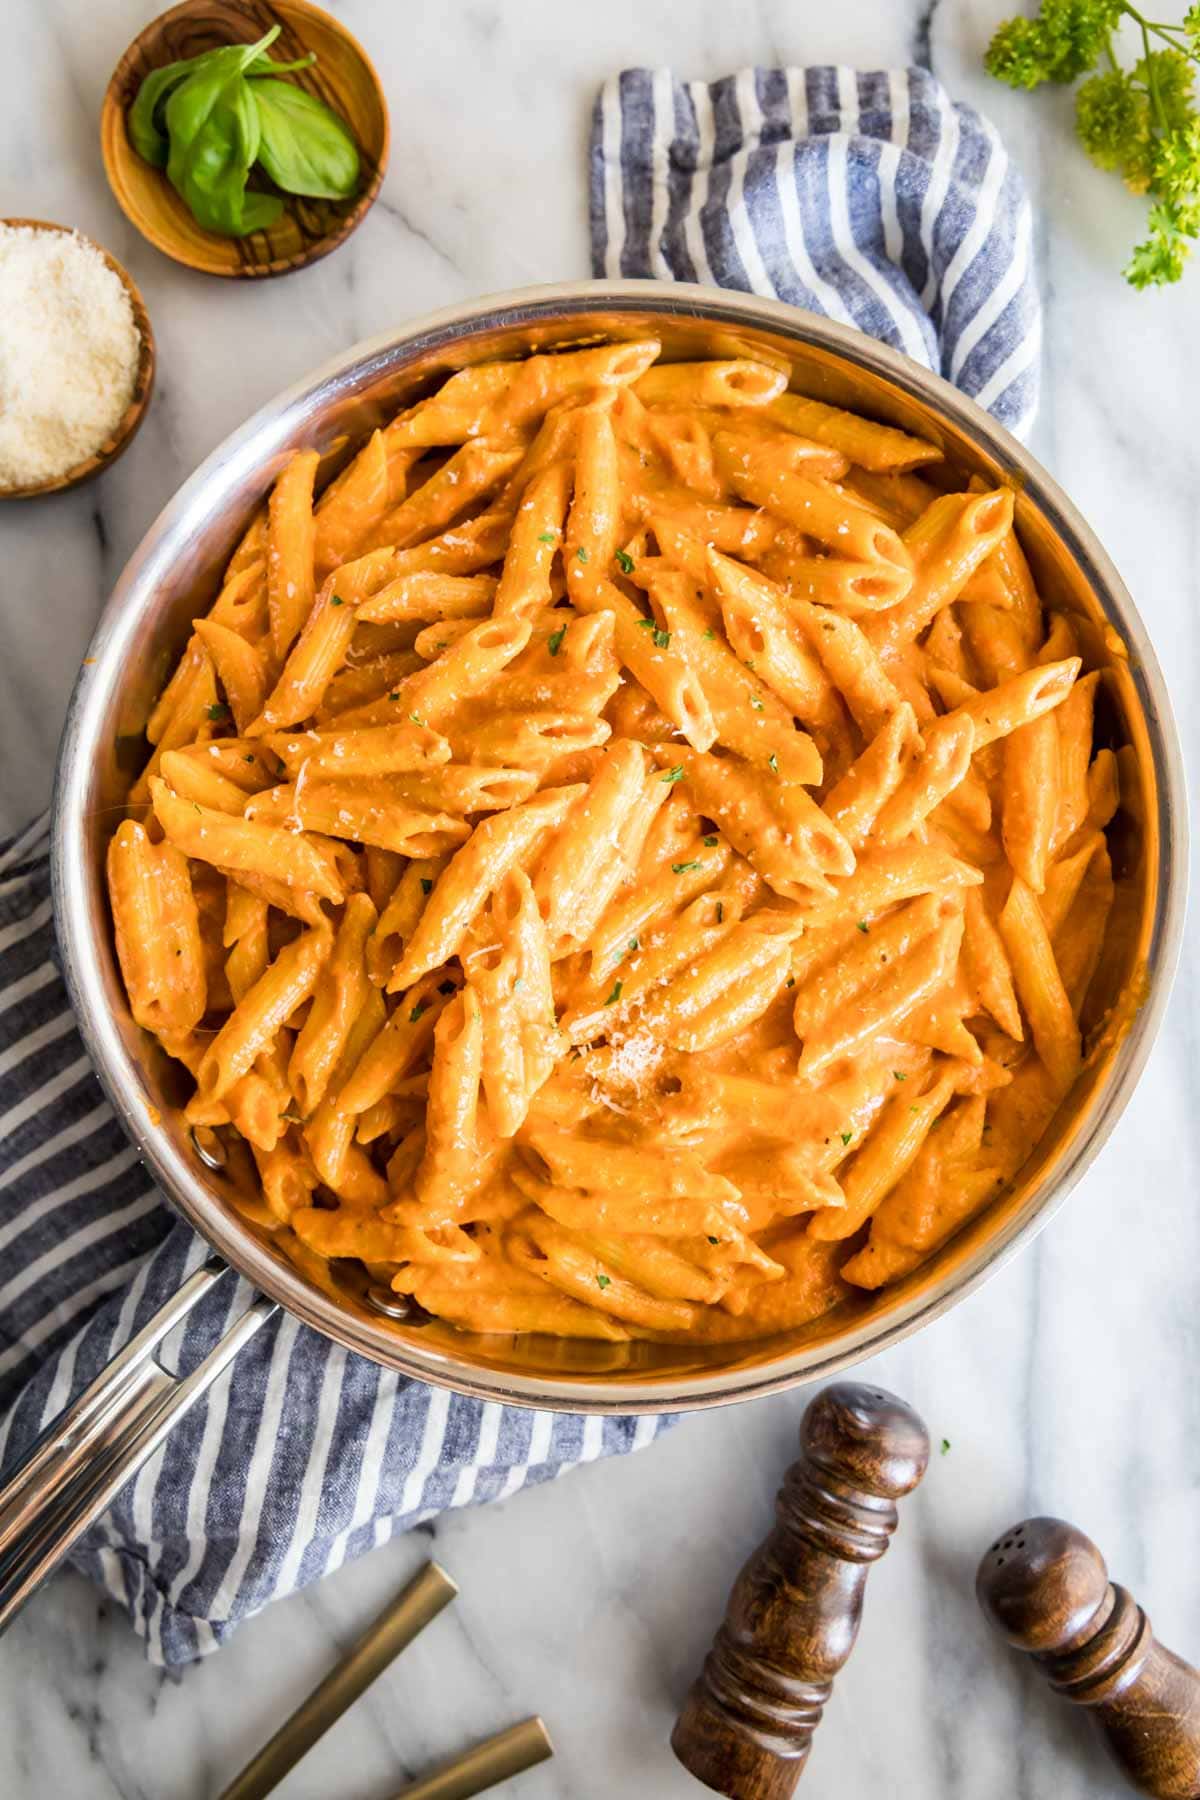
(250, 78), (360, 199)
(165, 30), (283, 237)
(126, 34), (309, 170)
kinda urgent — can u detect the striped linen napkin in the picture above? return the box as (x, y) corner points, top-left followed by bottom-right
(590, 65), (1040, 438)
(0, 65), (1040, 1669)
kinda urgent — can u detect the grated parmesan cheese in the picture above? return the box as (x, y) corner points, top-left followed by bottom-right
(0, 224), (141, 487)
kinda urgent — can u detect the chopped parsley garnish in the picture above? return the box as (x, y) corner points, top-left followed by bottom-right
(768, 753), (779, 774)
(410, 712), (426, 726)
(786, 975), (795, 988)
(707, 1236), (720, 1245)
(538, 530), (556, 544)
(857, 920), (870, 934)
(745, 658), (757, 671)
(596, 1273), (612, 1290)
(548, 624), (567, 657)
(330, 594), (345, 607)
(389, 691), (401, 701)
(420, 877), (433, 894)
(614, 548), (635, 574)
(661, 765), (685, 784)
(702, 834), (718, 846)
(206, 703), (231, 723)
(716, 900), (725, 923)
(604, 980), (623, 1005)
(624, 936), (640, 957)
(940, 1438), (951, 1456)
(893, 1070), (907, 1081)
(652, 626), (671, 649)
(703, 627), (715, 640)
(672, 860), (701, 874)
(637, 617), (655, 630)
(750, 698), (764, 711)
(409, 1002), (428, 1024)
(840, 1130), (853, 1146)
(575, 546), (589, 563)
(244, 754), (255, 764)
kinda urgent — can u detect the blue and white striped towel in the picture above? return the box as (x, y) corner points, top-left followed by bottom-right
(0, 66), (1040, 1668)
(591, 65), (1040, 438)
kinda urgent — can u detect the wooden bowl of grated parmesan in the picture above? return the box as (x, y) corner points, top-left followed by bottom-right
(0, 219), (155, 500)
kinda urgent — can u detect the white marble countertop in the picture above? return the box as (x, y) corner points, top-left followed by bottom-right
(2, 1), (1198, 1795)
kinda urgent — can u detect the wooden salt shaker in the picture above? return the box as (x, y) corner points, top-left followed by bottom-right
(671, 1381), (930, 1798)
(977, 1517), (1200, 1799)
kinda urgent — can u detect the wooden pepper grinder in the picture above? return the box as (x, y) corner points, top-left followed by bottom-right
(671, 1381), (930, 1799)
(977, 1517), (1200, 1799)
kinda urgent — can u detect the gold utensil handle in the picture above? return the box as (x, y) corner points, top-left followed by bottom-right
(220, 1561), (458, 1800)
(388, 1718), (554, 1800)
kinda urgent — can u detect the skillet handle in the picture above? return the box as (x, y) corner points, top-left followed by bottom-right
(0, 1255), (279, 1634)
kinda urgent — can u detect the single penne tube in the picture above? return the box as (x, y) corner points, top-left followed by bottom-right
(195, 926), (331, 1105)
(494, 459), (572, 615)
(355, 571), (497, 625)
(390, 785), (585, 987)
(822, 704), (921, 849)
(224, 883), (269, 1004)
(316, 650), (424, 720)
(492, 867), (561, 1097)
(705, 419), (847, 485)
(997, 875), (1081, 1093)
(662, 749), (852, 899)
(413, 988), (485, 1216)
(794, 842), (982, 932)
(939, 657), (1081, 750)
(192, 618), (269, 734)
(158, 748), (250, 816)
(963, 885), (1023, 1040)
(714, 430), (912, 568)
(367, 853), (451, 986)
(704, 549), (846, 741)
(1051, 669), (1099, 853)
(107, 820), (207, 1037)
(266, 719), (451, 779)
(790, 601), (908, 741)
(267, 447), (319, 663)
(872, 714), (975, 846)
(634, 358), (788, 409)
(810, 1067), (959, 1242)
(207, 558), (269, 640)
(374, 439), (524, 550)
(511, 1162), (734, 1243)
(765, 546), (914, 614)
(412, 617), (481, 660)
(760, 392), (942, 473)
(572, 574), (716, 750)
(458, 710), (611, 772)
(377, 504), (514, 577)
(337, 971), (451, 1117)
(151, 777), (343, 902)
(798, 904), (963, 1080)
(400, 614), (532, 727)
(287, 892), (377, 1116)
(146, 633), (208, 745)
(313, 427), (389, 576)
(384, 363), (521, 450)
(246, 778), (469, 857)
(252, 557), (393, 732)
(565, 405), (622, 601)
(1055, 842), (1115, 1014)
(522, 1122), (742, 1209)
(864, 489), (1015, 656)
(1002, 712), (1060, 892)
(468, 947), (528, 1137)
(1087, 747), (1120, 831)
